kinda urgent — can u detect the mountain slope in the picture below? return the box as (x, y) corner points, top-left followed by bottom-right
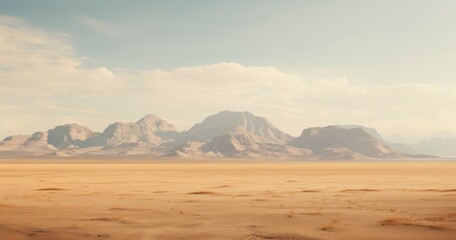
(47, 123), (98, 149)
(289, 126), (400, 159)
(0, 114), (180, 156)
(181, 111), (293, 144)
(173, 111), (301, 158)
(336, 125), (384, 140)
(85, 115), (179, 147)
(0, 111), (435, 159)
(0, 132), (56, 155)
(337, 125), (420, 155)
(201, 133), (312, 158)
(200, 134), (260, 157)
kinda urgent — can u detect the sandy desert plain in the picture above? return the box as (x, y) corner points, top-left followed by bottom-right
(0, 158), (455, 240)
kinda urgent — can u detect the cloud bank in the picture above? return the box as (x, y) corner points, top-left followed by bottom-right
(0, 15), (455, 141)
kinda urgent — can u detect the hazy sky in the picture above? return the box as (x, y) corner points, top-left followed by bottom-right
(1, 0), (455, 142)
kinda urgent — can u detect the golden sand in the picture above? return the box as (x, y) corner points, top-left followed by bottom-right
(0, 160), (455, 239)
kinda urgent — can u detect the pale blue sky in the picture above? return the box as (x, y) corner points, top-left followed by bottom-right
(0, 1), (455, 141)
(2, 0), (456, 84)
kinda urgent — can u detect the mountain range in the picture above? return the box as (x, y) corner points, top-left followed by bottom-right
(0, 111), (441, 159)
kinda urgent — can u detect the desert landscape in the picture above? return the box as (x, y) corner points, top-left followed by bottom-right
(2, 1), (456, 240)
(1, 159), (455, 240)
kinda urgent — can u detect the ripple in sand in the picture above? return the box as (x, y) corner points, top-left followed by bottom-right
(250, 231), (320, 240)
(301, 189), (321, 193)
(35, 188), (65, 191)
(86, 217), (137, 224)
(187, 191), (217, 195)
(419, 189), (456, 192)
(341, 189), (381, 192)
(379, 217), (446, 230)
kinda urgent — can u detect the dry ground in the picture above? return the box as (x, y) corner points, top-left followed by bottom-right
(0, 159), (455, 240)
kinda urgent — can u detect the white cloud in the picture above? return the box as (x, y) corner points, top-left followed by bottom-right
(80, 16), (131, 37)
(0, 15), (129, 99)
(1, 15), (455, 141)
(0, 16), (77, 70)
(134, 64), (456, 137)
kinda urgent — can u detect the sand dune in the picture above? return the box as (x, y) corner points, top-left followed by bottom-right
(0, 160), (455, 239)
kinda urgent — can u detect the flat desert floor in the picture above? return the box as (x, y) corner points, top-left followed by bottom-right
(0, 160), (455, 240)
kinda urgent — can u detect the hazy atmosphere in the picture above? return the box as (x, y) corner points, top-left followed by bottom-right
(1, 2), (456, 240)
(1, 0), (455, 143)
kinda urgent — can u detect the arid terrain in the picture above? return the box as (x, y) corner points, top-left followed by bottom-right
(0, 159), (455, 240)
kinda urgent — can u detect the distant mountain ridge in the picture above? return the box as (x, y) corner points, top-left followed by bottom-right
(289, 126), (400, 159)
(0, 111), (434, 159)
(47, 123), (98, 149)
(86, 114), (179, 147)
(337, 125), (421, 155)
(181, 111), (293, 144)
(412, 138), (456, 157)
